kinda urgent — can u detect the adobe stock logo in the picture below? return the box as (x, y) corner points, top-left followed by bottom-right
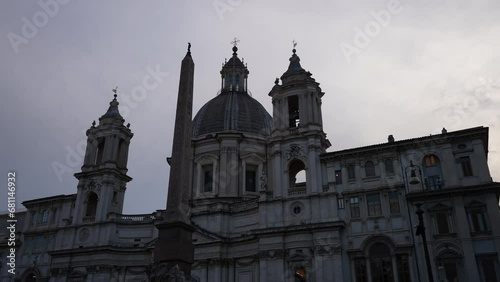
(213, 0), (245, 21)
(339, 0), (404, 63)
(7, 0), (71, 54)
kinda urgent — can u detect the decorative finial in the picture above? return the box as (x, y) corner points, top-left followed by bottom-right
(127, 123), (130, 128)
(92, 120), (96, 127)
(275, 78), (279, 85)
(231, 37), (240, 47)
(187, 42), (191, 52)
(292, 39), (297, 54)
(231, 37), (240, 55)
(112, 86), (118, 98)
(442, 127), (447, 134)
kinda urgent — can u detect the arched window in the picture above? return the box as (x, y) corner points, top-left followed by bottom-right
(226, 74), (233, 89)
(437, 250), (463, 282)
(40, 209), (48, 223)
(365, 161), (375, 177)
(370, 243), (393, 281)
(354, 240), (411, 282)
(289, 159), (306, 196)
(423, 154), (443, 190)
(85, 192), (98, 219)
(289, 160), (306, 187)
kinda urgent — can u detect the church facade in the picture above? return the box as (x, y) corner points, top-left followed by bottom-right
(1, 45), (500, 282)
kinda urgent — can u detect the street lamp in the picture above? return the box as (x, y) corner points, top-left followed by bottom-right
(415, 203), (434, 282)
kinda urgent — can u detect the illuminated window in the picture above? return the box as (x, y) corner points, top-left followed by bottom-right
(288, 96), (300, 128)
(335, 170), (342, 184)
(423, 154), (443, 190)
(294, 266), (306, 282)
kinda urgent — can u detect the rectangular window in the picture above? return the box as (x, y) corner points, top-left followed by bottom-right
(34, 236), (43, 253)
(203, 165), (213, 192)
(397, 255), (411, 282)
(335, 170), (342, 184)
(442, 261), (459, 282)
(350, 197), (360, 218)
(435, 212), (451, 234)
(388, 192), (401, 214)
(30, 212), (36, 225)
(51, 208), (57, 222)
(367, 193), (382, 216)
(338, 197), (345, 209)
(460, 156), (473, 177)
(347, 165), (356, 180)
(426, 175), (442, 190)
(245, 168), (256, 192)
(469, 208), (488, 232)
(478, 257), (500, 282)
(354, 258), (368, 282)
(288, 96), (299, 128)
(385, 159), (394, 174)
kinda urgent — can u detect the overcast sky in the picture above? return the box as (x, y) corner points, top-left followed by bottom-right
(1, 0), (499, 214)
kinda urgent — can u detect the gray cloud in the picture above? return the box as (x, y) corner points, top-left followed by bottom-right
(1, 0), (499, 213)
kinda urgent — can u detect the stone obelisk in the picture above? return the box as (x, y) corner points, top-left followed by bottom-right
(151, 43), (196, 281)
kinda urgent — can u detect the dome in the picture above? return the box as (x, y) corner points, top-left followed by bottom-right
(192, 91), (272, 138)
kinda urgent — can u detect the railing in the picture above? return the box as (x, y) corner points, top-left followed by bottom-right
(116, 213), (156, 222)
(288, 183), (307, 196)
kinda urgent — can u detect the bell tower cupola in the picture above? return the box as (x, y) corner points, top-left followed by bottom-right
(269, 44), (327, 136)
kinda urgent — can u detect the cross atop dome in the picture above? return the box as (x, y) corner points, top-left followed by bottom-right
(231, 37), (240, 55)
(231, 37), (240, 47)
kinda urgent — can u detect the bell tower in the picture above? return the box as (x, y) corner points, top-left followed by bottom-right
(73, 88), (133, 224)
(268, 45), (330, 198)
